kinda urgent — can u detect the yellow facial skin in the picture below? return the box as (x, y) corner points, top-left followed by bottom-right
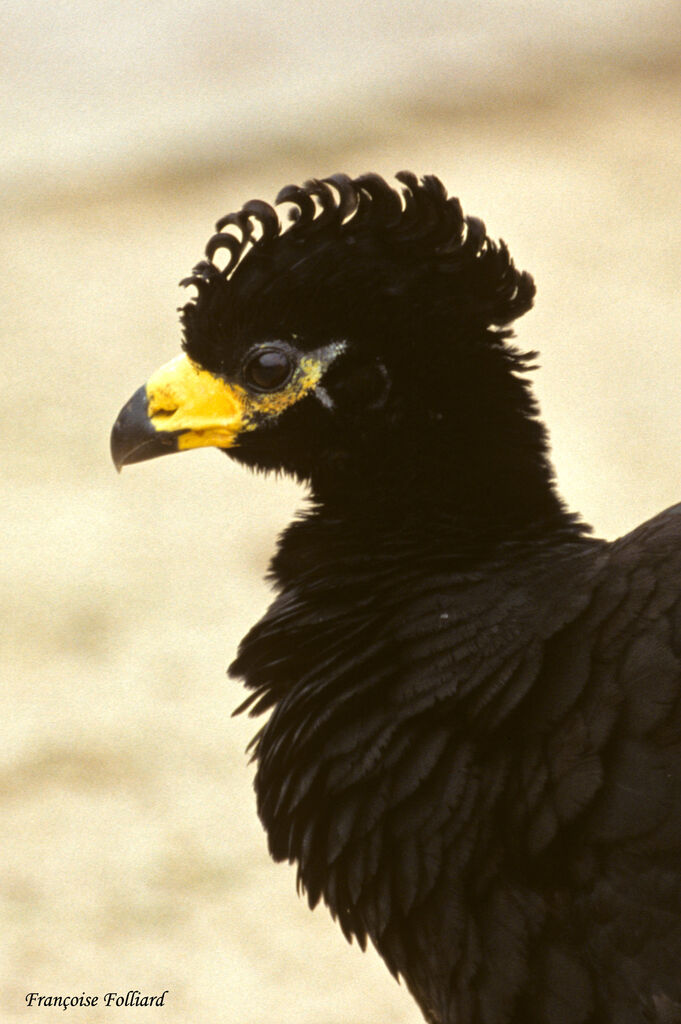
(147, 342), (344, 448)
(145, 354), (248, 451)
(111, 341), (345, 470)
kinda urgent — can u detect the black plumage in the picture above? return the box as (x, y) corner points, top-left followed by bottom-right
(111, 173), (681, 1024)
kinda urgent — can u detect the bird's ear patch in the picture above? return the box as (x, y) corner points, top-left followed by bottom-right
(322, 353), (391, 414)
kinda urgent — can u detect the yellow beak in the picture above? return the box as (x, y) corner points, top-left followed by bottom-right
(110, 354), (248, 470)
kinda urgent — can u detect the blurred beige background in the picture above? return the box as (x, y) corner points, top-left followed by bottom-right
(2, 2), (681, 1021)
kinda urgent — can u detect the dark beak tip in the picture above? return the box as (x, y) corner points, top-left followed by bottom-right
(110, 384), (179, 470)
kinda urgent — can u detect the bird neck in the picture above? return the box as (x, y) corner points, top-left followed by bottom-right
(309, 334), (572, 534)
(269, 501), (588, 595)
(310, 452), (567, 537)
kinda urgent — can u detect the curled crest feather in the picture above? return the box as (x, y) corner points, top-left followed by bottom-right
(180, 173), (536, 357)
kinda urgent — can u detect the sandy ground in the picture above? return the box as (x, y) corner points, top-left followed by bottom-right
(2, 73), (681, 1022)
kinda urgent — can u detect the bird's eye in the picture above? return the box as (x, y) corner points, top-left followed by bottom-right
(244, 348), (293, 391)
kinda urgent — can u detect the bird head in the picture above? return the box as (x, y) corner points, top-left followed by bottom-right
(112, 172), (550, 524)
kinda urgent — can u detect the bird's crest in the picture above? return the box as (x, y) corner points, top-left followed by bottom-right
(180, 172), (535, 331)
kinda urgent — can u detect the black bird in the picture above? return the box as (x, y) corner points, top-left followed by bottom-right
(111, 173), (681, 1024)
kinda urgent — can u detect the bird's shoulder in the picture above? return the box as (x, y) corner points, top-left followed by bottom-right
(575, 502), (681, 762)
